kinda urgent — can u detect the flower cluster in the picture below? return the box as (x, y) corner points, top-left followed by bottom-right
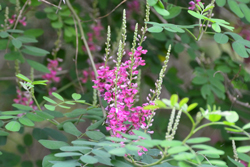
(9, 15), (27, 26)
(83, 21), (103, 52)
(42, 58), (62, 95)
(93, 46), (152, 137)
(188, 0), (202, 10)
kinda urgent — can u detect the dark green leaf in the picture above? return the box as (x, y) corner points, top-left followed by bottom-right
(38, 140), (69, 149)
(26, 59), (50, 73)
(232, 41), (249, 58)
(19, 118), (34, 126)
(228, 0), (244, 18)
(24, 133), (33, 146)
(23, 45), (49, 56)
(86, 131), (105, 140)
(214, 33), (229, 44)
(63, 122), (82, 137)
(11, 39), (22, 49)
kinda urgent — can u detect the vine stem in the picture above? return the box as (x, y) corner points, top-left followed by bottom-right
(66, 0), (106, 118)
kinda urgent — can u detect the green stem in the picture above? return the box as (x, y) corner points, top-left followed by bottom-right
(182, 111), (196, 143)
(184, 28), (197, 40)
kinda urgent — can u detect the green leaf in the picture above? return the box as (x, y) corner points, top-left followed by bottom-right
(239, 3), (250, 22)
(38, 140), (69, 149)
(16, 36), (38, 43)
(192, 76), (208, 85)
(229, 137), (250, 141)
(63, 122), (82, 137)
(12, 104), (33, 110)
(212, 22), (221, 33)
(170, 94), (178, 106)
(243, 122), (250, 130)
(51, 21), (63, 29)
(188, 10), (205, 19)
(187, 103), (198, 112)
(228, 0), (244, 18)
(80, 155), (98, 164)
(173, 153), (195, 160)
(238, 153), (250, 162)
(108, 147), (126, 156)
(198, 149), (224, 155)
(44, 127), (67, 142)
(32, 128), (48, 140)
(86, 131), (105, 140)
(132, 130), (151, 140)
(201, 84), (211, 99)
(7, 29), (24, 33)
(5, 121), (21, 132)
(72, 93), (81, 100)
(23, 45), (49, 56)
(215, 0), (226, 7)
(111, 160), (133, 167)
(23, 134), (33, 146)
(237, 146), (250, 153)
(72, 140), (99, 146)
(214, 33), (229, 44)
(92, 149), (111, 158)
(0, 32), (9, 38)
(43, 96), (57, 104)
(64, 108), (87, 118)
(24, 29), (44, 37)
(60, 146), (92, 151)
(4, 51), (25, 62)
(55, 152), (82, 157)
(168, 146), (189, 154)
(186, 137), (210, 144)
(26, 113), (45, 122)
(148, 0), (158, 6)
(225, 111), (239, 123)
(228, 156), (245, 167)
(52, 92), (64, 101)
(154, 4), (169, 16)
(1, 111), (24, 115)
(160, 140), (182, 147)
(18, 118), (34, 126)
(0, 131), (9, 136)
(232, 41), (249, 58)
(106, 137), (131, 142)
(191, 144), (217, 150)
(26, 59), (50, 73)
(164, 6), (181, 19)
(174, 43), (184, 53)
(47, 13), (58, 20)
(154, 100), (167, 108)
(179, 98), (189, 107)
(35, 111), (54, 119)
(148, 26), (163, 33)
(208, 113), (222, 122)
(87, 118), (105, 130)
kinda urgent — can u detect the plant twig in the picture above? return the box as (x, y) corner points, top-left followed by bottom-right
(66, 0), (106, 117)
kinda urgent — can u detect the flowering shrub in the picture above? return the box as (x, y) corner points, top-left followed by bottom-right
(1, 0), (250, 167)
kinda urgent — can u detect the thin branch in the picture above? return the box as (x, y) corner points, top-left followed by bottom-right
(81, 0), (127, 22)
(38, 0), (62, 9)
(72, 15), (84, 94)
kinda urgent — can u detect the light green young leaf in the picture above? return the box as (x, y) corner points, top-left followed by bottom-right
(154, 4), (169, 16)
(212, 23), (221, 33)
(187, 103), (198, 112)
(108, 148), (126, 156)
(18, 118), (34, 126)
(225, 111), (239, 123)
(237, 146), (250, 153)
(16, 74), (31, 82)
(147, 26), (163, 33)
(215, 0), (226, 7)
(72, 93), (81, 100)
(170, 94), (178, 106)
(188, 10), (205, 19)
(179, 98), (189, 107)
(5, 121), (21, 132)
(186, 137), (211, 144)
(52, 92), (64, 101)
(43, 96), (57, 104)
(44, 104), (56, 111)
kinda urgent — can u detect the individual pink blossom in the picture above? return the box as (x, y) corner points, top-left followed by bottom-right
(81, 63), (104, 84)
(93, 46), (151, 137)
(188, 0), (202, 10)
(8, 15), (27, 26)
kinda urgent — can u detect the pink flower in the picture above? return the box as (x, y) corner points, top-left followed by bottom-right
(240, 160), (248, 167)
(93, 46), (152, 137)
(188, 0), (202, 10)
(8, 15), (27, 26)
